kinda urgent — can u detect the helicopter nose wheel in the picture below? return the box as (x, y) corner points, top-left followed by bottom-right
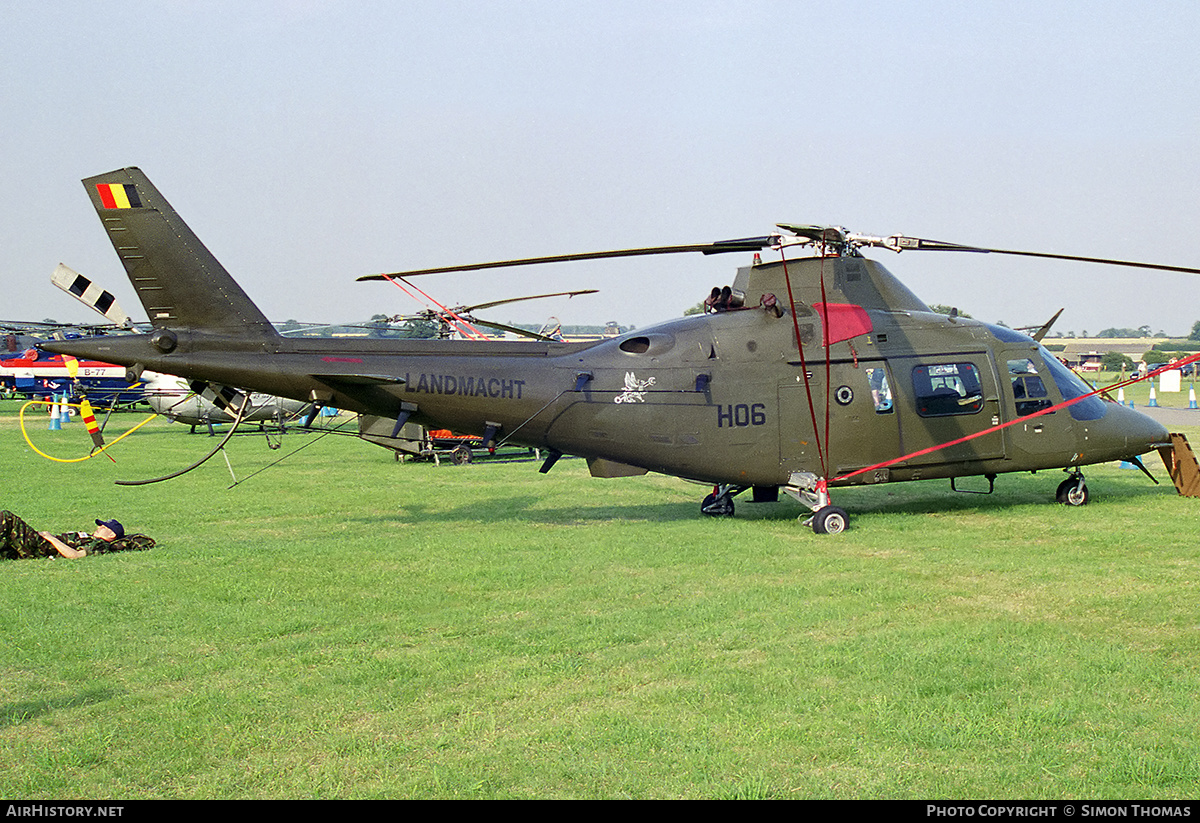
(700, 485), (737, 517)
(783, 475), (851, 534)
(1056, 471), (1089, 506)
(808, 505), (850, 535)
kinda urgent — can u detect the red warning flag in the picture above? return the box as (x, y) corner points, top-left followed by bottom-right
(813, 303), (873, 346)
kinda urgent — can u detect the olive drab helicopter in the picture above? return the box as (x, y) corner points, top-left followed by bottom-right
(41, 168), (1196, 533)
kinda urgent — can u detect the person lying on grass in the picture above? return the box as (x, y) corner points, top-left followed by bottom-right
(0, 510), (155, 560)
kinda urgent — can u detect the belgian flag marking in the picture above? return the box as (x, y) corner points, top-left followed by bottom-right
(95, 182), (143, 209)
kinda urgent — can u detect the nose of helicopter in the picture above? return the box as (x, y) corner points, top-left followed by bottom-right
(1085, 402), (1170, 462)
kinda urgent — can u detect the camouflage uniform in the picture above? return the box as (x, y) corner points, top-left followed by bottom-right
(0, 510), (155, 560)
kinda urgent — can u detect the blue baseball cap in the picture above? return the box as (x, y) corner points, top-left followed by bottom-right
(95, 519), (124, 539)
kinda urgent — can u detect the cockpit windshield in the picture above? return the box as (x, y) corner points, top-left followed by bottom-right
(1038, 345), (1107, 421)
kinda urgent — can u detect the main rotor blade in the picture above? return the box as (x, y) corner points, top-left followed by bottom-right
(458, 289), (599, 314)
(0, 319), (124, 333)
(461, 317), (556, 341)
(856, 234), (1200, 276)
(357, 236), (778, 280)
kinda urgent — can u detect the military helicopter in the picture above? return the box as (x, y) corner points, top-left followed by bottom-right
(41, 168), (1193, 533)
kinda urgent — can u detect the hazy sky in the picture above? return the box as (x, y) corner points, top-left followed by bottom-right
(5, 0), (1200, 335)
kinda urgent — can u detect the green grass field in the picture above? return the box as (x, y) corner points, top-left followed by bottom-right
(2, 400), (1199, 798)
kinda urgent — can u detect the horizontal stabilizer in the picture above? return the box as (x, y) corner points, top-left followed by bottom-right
(310, 373), (407, 387)
(311, 373), (408, 417)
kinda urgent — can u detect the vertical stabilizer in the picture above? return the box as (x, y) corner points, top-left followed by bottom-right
(83, 168), (277, 336)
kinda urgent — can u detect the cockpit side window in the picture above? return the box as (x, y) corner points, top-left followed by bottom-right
(1007, 358), (1053, 417)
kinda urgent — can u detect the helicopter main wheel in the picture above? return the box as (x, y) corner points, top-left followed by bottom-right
(811, 505), (849, 535)
(451, 445), (473, 465)
(1056, 476), (1089, 506)
(701, 491), (735, 517)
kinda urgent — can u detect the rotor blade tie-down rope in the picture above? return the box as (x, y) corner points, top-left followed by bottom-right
(115, 393), (253, 486)
(494, 387), (576, 448)
(817, 250), (833, 479)
(780, 250), (827, 477)
(227, 414), (359, 489)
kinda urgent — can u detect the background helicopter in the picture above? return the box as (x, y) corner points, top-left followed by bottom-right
(41, 168), (1194, 533)
(0, 347), (142, 406)
(1, 318), (147, 407)
(373, 285), (599, 341)
(138, 371), (315, 433)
